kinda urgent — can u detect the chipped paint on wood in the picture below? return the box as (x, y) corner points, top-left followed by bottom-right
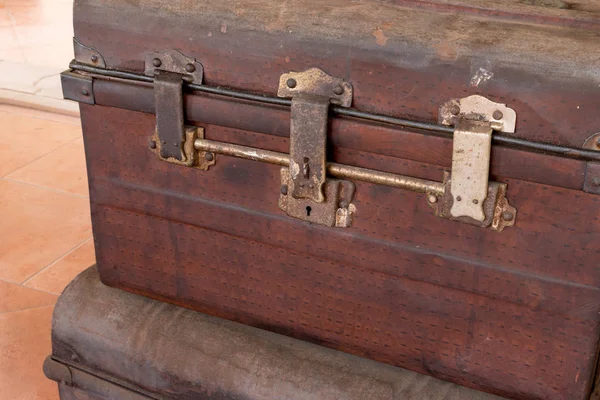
(470, 67), (494, 87)
(372, 28), (388, 46)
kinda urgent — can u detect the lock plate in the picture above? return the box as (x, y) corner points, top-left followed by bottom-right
(279, 168), (355, 227)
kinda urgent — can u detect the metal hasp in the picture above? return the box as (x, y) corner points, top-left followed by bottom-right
(438, 94), (517, 230)
(277, 68), (356, 227)
(145, 50), (213, 169)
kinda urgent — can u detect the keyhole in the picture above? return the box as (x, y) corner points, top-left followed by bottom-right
(302, 157), (310, 178)
(306, 206), (312, 216)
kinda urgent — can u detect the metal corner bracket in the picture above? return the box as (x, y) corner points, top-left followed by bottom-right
(276, 68), (356, 227)
(61, 70), (95, 105)
(73, 38), (106, 68)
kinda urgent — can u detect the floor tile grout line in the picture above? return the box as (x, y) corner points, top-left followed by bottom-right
(0, 277), (65, 297)
(0, 107), (81, 126)
(0, 136), (83, 182)
(21, 236), (93, 286)
(1, 177), (90, 199)
(1, 131), (83, 177)
(0, 304), (55, 316)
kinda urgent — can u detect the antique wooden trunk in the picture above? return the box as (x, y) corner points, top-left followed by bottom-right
(45, 266), (504, 399)
(62, 1), (600, 399)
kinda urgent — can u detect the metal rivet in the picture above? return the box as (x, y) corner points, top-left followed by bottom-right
(185, 63), (196, 73)
(286, 78), (297, 88)
(338, 200), (348, 208)
(333, 85), (344, 95)
(204, 152), (214, 161)
(502, 211), (514, 221)
(493, 110), (503, 120)
(456, 196), (462, 202)
(596, 137), (600, 148)
(81, 88), (89, 96)
(70, 354), (77, 361)
(592, 176), (600, 186)
(91, 55), (98, 63)
(472, 199), (479, 204)
(149, 140), (157, 149)
(427, 194), (437, 203)
(152, 58), (162, 67)
(280, 184), (288, 195)
(162, 140), (166, 145)
(449, 104), (460, 116)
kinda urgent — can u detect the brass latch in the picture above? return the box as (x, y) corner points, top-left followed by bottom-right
(145, 50), (214, 170)
(276, 68), (356, 227)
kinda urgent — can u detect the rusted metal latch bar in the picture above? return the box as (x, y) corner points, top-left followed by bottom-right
(194, 139), (445, 195)
(190, 93), (517, 231)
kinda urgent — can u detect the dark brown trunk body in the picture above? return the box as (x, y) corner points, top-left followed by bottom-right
(70, 1), (600, 399)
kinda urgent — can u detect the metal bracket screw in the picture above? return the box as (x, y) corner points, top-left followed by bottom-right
(492, 110), (503, 120)
(502, 211), (514, 221)
(185, 63), (196, 73)
(152, 58), (162, 67)
(286, 78), (297, 89)
(333, 85), (344, 95)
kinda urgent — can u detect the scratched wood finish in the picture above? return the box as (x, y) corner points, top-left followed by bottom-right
(81, 105), (600, 400)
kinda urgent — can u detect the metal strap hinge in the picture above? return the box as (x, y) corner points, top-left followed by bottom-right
(144, 50), (214, 170)
(276, 68), (356, 227)
(435, 95), (517, 229)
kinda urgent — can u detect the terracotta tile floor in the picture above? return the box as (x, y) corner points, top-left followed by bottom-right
(0, 104), (94, 400)
(0, 3), (94, 397)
